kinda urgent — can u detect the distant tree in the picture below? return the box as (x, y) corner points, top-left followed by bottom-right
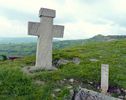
(0, 55), (8, 61)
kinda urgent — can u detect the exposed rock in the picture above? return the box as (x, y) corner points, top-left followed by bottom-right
(53, 57), (80, 67)
(118, 96), (124, 99)
(72, 57), (80, 65)
(22, 66), (57, 74)
(73, 88), (121, 100)
(108, 86), (125, 96)
(69, 79), (74, 83)
(116, 89), (121, 94)
(64, 79), (67, 81)
(97, 86), (100, 90)
(89, 82), (93, 85)
(123, 89), (126, 93)
(53, 58), (69, 67)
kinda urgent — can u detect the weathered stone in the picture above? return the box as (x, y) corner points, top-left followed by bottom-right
(64, 79), (67, 81)
(124, 89), (126, 93)
(74, 89), (121, 100)
(69, 78), (74, 83)
(72, 57), (80, 65)
(101, 64), (109, 94)
(28, 8), (64, 71)
(116, 89), (121, 94)
(39, 8), (56, 18)
(118, 96), (124, 99)
(89, 82), (93, 85)
(57, 58), (69, 66)
(53, 58), (80, 67)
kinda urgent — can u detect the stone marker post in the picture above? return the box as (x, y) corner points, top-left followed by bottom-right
(101, 64), (109, 94)
(28, 8), (64, 71)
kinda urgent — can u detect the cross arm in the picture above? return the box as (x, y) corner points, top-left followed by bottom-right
(28, 22), (40, 36)
(53, 25), (64, 38)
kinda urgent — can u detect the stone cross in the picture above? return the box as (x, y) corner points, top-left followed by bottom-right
(28, 8), (64, 70)
(101, 64), (109, 94)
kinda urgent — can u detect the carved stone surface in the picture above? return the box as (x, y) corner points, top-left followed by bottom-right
(39, 8), (56, 18)
(28, 8), (64, 70)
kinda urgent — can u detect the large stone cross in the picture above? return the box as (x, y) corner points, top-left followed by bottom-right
(28, 8), (64, 70)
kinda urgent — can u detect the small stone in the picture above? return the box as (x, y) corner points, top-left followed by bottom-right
(89, 82), (93, 85)
(57, 59), (69, 65)
(118, 96), (124, 99)
(124, 89), (126, 93)
(54, 88), (61, 92)
(69, 79), (74, 83)
(72, 57), (80, 65)
(67, 86), (73, 89)
(97, 86), (100, 90)
(63, 79), (66, 81)
(116, 88), (121, 94)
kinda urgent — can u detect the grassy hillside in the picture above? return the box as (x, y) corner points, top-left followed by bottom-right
(0, 35), (126, 57)
(0, 39), (126, 99)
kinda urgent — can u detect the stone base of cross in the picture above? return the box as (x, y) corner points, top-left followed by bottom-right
(28, 8), (64, 71)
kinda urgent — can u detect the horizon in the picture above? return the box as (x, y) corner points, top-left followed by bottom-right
(0, 34), (126, 42)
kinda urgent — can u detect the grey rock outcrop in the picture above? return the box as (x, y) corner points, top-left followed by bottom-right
(73, 89), (121, 100)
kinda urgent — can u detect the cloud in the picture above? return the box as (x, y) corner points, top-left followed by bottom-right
(0, 0), (126, 39)
(0, 16), (27, 37)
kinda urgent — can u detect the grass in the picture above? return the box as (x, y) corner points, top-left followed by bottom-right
(0, 39), (126, 99)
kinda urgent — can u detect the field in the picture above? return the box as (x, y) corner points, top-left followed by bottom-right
(0, 39), (126, 99)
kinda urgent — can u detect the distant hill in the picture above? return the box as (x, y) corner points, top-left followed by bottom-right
(0, 34), (126, 44)
(90, 34), (126, 42)
(0, 37), (62, 44)
(0, 35), (126, 57)
(0, 37), (37, 44)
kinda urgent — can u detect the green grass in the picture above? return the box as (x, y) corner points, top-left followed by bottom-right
(0, 39), (126, 99)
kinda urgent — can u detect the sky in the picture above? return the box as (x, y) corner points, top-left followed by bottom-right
(0, 0), (126, 39)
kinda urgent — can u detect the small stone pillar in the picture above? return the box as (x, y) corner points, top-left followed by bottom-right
(101, 64), (109, 94)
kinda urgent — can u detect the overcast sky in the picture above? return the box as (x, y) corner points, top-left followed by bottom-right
(0, 0), (126, 39)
